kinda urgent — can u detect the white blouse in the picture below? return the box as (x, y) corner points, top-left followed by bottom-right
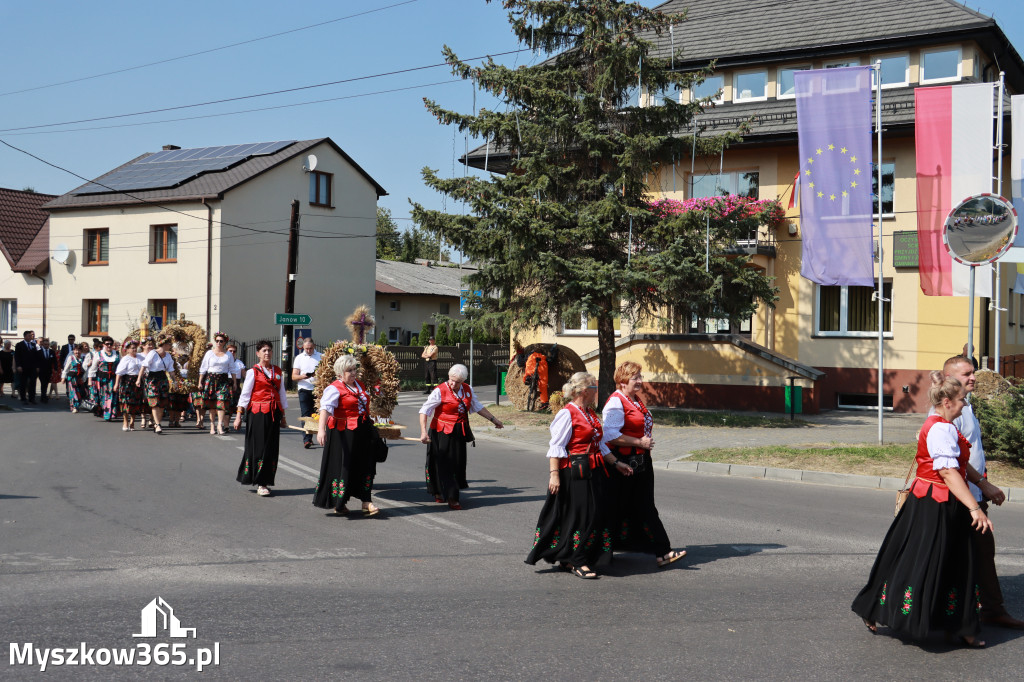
(200, 350), (236, 375)
(601, 393), (627, 443)
(231, 359), (246, 380)
(547, 403), (610, 459)
(141, 349), (175, 374)
(927, 421), (962, 471)
(418, 384), (484, 415)
(320, 382), (368, 416)
(86, 350), (101, 378)
(115, 355), (143, 376)
(237, 364), (288, 410)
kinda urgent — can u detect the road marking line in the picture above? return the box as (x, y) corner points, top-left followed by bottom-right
(278, 455), (319, 477)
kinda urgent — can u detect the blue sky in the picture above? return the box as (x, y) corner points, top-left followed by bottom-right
(1, 0), (1022, 233)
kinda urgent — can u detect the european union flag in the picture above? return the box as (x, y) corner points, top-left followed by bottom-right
(795, 66), (875, 286)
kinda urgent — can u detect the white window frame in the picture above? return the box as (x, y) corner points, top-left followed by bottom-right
(777, 65), (812, 99)
(733, 70), (767, 103)
(871, 53), (910, 89)
(824, 59), (861, 69)
(815, 282), (893, 338)
(0, 299), (16, 333)
(691, 74), (724, 105)
(559, 312), (622, 337)
(688, 169), (760, 200)
(920, 46), (962, 84)
(388, 327), (400, 344)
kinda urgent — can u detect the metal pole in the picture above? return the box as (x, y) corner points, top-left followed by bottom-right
(968, 267), (977, 366)
(995, 72), (1006, 373)
(875, 61), (884, 444)
(283, 199), (300, 390)
(468, 315), (474, 387)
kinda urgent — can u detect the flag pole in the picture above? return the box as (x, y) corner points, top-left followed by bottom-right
(875, 60), (884, 444)
(995, 72), (1006, 373)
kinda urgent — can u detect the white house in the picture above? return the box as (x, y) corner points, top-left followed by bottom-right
(0, 188), (56, 341)
(43, 138), (386, 348)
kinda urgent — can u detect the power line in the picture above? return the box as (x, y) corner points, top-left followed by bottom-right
(3, 80), (462, 137)
(0, 48), (529, 134)
(0, 1), (420, 98)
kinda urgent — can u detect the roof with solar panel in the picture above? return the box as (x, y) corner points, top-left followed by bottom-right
(45, 137), (386, 210)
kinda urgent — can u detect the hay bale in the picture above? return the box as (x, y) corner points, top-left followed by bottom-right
(974, 369), (1013, 400)
(124, 317), (206, 394)
(312, 342), (400, 418)
(504, 343), (586, 411)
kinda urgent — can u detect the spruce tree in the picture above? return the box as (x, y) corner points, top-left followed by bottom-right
(413, 0), (778, 399)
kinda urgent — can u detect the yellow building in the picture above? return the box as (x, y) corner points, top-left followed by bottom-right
(468, 0), (1024, 413)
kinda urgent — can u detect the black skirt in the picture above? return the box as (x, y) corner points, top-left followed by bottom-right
(425, 424), (474, 503)
(525, 466), (613, 569)
(236, 409), (281, 486)
(312, 421), (376, 509)
(608, 451), (671, 556)
(851, 485), (981, 640)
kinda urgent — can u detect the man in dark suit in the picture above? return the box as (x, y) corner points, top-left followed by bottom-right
(37, 338), (52, 403)
(13, 330), (40, 404)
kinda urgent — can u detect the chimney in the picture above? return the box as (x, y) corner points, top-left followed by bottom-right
(162, 145), (181, 151)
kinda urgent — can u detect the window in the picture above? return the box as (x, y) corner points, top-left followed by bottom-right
(824, 59), (860, 69)
(151, 224), (178, 263)
(871, 54), (909, 88)
(816, 282), (892, 337)
(973, 52), (981, 80)
(309, 171), (332, 207)
(921, 47), (961, 83)
(85, 299), (109, 335)
(148, 299), (177, 330)
(690, 171), (759, 199)
(0, 299), (16, 333)
(389, 300), (401, 311)
(692, 74), (724, 104)
(689, 312), (752, 336)
(1008, 289), (1015, 327)
(560, 312), (621, 335)
(439, 302), (450, 315)
(84, 229), (109, 265)
(388, 327), (400, 344)
(777, 65), (811, 99)
(733, 71), (767, 102)
(870, 161), (895, 216)
(650, 84), (681, 106)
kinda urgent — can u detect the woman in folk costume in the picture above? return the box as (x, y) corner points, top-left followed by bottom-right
(526, 372), (624, 579)
(602, 361), (686, 569)
(61, 343), (88, 413)
(312, 354), (380, 517)
(418, 363), (503, 509)
(852, 374), (993, 647)
(233, 341), (288, 497)
(226, 341), (246, 430)
(114, 340), (145, 431)
(85, 337), (102, 403)
(137, 336), (175, 434)
(93, 336), (121, 421)
(199, 332), (237, 436)
(166, 353), (190, 428)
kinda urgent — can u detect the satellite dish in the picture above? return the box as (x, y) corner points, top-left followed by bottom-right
(52, 244), (70, 265)
(302, 154), (318, 173)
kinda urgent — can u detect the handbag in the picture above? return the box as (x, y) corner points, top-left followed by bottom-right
(894, 458), (916, 517)
(80, 398), (97, 412)
(370, 425), (389, 463)
(568, 454), (592, 480)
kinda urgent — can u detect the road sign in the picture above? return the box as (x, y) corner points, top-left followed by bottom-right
(274, 313), (312, 325)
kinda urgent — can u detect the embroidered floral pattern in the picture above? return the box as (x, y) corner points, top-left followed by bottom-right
(945, 588), (958, 616)
(585, 531), (596, 550)
(424, 466), (431, 483)
(602, 528), (612, 552)
(572, 530), (581, 550)
(975, 584), (982, 614)
(619, 520), (629, 541)
(878, 582), (887, 606)
(533, 528), (541, 547)
(331, 478), (346, 499)
(549, 528), (560, 549)
(363, 475), (372, 492)
(900, 586), (913, 615)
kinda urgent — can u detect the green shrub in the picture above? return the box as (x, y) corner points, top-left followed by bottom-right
(410, 334), (419, 346)
(973, 388), (1024, 465)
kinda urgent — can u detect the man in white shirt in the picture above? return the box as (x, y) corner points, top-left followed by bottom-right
(941, 355), (1024, 629)
(291, 339), (322, 449)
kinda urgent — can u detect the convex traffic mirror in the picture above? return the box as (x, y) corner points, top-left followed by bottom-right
(943, 193), (1018, 264)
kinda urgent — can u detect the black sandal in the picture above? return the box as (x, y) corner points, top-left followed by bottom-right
(571, 566), (598, 579)
(862, 618), (877, 634)
(961, 636), (985, 648)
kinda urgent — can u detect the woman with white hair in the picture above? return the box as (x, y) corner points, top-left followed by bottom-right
(526, 371), (627, 579)
(233, 340), (288, 497)
(419, 363), (503, 509)
(312, 353), (380, 516)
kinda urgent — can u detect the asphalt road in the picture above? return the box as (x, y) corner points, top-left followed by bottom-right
(2, 393), (1023, 680)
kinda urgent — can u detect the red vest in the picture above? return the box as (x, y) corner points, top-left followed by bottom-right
(430, 382), (473, 435)
(326, 380), (369, 430)
(910, 414), (970, 503)
(248, 364), (283, 414)
(559, 403), (606, 471)
(607, 390), (649, 456)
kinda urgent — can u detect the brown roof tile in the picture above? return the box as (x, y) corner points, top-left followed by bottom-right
(0, 187), (57, 269)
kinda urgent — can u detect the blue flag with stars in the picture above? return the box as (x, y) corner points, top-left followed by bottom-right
(795, 66), (875, 286)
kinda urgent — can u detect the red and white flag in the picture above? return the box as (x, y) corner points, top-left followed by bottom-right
(915, 83), (994, 296)
(788, 171), (799, 209)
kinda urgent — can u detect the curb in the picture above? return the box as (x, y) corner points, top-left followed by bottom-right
(472, 431), (1024, 505)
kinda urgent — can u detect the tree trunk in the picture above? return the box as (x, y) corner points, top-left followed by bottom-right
(596, 306), (617, 406)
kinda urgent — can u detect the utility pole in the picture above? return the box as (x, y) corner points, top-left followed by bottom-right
(283, 199), (300, 390)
